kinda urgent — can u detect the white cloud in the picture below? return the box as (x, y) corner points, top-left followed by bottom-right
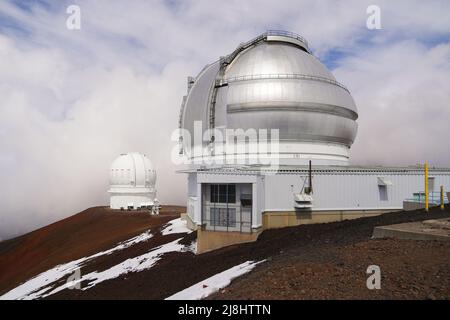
(0, 0), (450, 239)
(335, 40), (450, 166)
(0, 33), (192, 237)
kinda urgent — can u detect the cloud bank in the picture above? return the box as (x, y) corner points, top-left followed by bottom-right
(1, 0), (450, 239)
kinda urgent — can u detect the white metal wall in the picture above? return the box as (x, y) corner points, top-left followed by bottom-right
(110, 194), (155, 210)
(186, 168), (450, 228)
(264, 170), (450, 211)
(187, 173), (198, 197)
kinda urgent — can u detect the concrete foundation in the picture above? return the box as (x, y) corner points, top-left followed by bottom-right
(181, 213), (198, 231)
(192, 209), (401, 253)
(263, 209), (396, 230)
(403, 201), (441, 211)
(372, 218), (450, 241)
(196, 228), (262, 254)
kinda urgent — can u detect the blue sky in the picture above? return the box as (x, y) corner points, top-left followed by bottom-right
(1, 0), (450, 239)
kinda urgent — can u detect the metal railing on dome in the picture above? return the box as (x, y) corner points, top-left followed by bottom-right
(216, 73), (350, 92)
(266, 29), (309, 47)
(222, 30), (310, 67)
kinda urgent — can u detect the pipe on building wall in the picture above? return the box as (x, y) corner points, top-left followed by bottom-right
(425, 162), (429, 212)
(309, 160), (312, 194)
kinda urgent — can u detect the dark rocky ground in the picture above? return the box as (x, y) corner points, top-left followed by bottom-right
(1, 205), (449, 299)
(209, 239), (449, 299)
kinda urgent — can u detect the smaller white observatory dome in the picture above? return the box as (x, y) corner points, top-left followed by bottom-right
(109, 152), (157, 210)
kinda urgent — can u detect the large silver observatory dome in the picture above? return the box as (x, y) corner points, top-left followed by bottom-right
(179, 30), (358, 166)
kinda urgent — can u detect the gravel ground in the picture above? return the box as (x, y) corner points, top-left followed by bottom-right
(209, 239), (450, 299)
(49, 205), (450, 300)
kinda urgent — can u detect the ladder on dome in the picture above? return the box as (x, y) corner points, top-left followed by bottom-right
(208, 32), (267, 134)
(178, 95), (187, 154)
(208, 30), (310, 137)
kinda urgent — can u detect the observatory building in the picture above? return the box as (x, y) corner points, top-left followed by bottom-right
(178, 31), (450, 253)
(179, 30), (357, 166)
(109, 152), (158, 211)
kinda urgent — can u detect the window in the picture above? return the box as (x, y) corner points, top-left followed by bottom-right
(210, 184), (236, 203)
(210, 208), (236, 227)
(210, 184), (218, 202)
(428, 177), (435, 192)
(240, 194), (252, 207)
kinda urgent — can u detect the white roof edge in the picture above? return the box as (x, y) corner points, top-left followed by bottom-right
(177, 165), (450, 174)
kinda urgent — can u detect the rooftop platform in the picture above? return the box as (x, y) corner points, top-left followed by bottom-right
(373, 218), (450, 241)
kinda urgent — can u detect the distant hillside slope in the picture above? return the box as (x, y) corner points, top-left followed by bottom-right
(0, 206), (184, 295)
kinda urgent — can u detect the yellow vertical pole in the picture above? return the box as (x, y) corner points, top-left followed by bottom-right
(441, 185), (445, 210)
(425, 162), (429, 212)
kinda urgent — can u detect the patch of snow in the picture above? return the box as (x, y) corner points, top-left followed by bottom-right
(0, 230), (153, 300)
(186, 240), (197, 254)
(165, 260), (265, 300)
(50, 238), (196, 295)
(161, 218), (192, 235)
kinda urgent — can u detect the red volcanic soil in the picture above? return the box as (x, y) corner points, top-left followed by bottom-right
(0, 206), (185, 295)
(1, 205), (450, 300)
(52, 205), (450, 300)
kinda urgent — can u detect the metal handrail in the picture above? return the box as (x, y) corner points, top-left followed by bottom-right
(266, 30), (309, 47)
(217, 73), (350, 92)
(202, 219), (252, 233)
(224, 34), (266, 65)
(405, 191), (449, 204)
(223, 30), (310, 67)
